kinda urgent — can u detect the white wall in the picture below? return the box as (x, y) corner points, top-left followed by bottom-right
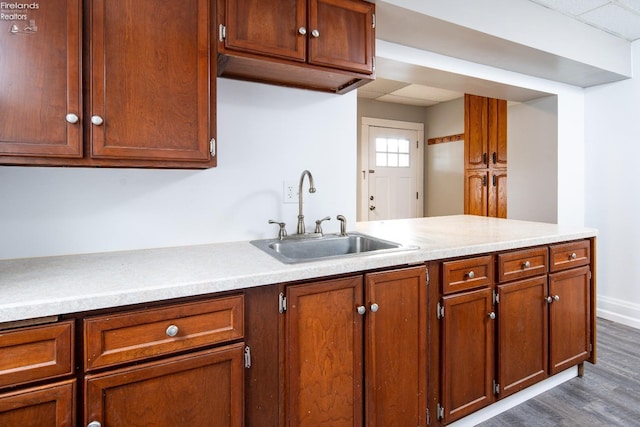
(507, 96), (558, 223)
(0, 79), (357, 260)
(585, 40), (640, 328)
(424, 98), (464, 216)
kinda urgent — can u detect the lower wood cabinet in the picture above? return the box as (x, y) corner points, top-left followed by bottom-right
(0, 379), (75, 427)
(548, 265), (591, 374)
(439, 287), (495, 424)
(84, 343), (244, 427)
(284, 265), (427, 426)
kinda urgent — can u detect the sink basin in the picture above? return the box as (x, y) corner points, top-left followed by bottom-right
(251, 232), (418, 264)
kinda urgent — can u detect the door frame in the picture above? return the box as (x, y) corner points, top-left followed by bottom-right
(359, 117), (424, 221)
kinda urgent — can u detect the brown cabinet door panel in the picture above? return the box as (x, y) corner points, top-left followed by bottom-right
(285, 276), (363, 427)
(464, 94), (488, 169)
(497, 277), (549, 398)
(223, 0), (307, 61)
(90, 0), (213, 162)
(85, 343), (244, 427)
(488, 169), (507, 219)
(0, 0), (82, 158)
(488, 98), (507, 168)
(464, 170), (488, 216)
(365, 266), (427, 427)
(549, 266), (591, 374)
(441, 288), (495, 423)
(0, 379), (75, 427)
(309, 0), (375, 74)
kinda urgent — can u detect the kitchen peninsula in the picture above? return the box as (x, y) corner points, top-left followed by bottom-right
(0, 215), (597, 426)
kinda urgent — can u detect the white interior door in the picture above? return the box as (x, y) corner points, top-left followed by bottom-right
(366, 126), (421, 221)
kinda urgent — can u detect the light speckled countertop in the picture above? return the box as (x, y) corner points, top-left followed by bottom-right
(0, 216), (597, 323)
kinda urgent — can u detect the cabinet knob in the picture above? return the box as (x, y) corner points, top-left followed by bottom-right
(88, 422), (102, 427)
(553, 295), (560, 302)
(356, 305), (366, 315)
(488, 312), (496, 320)
(522, 261), (531, 269)
(311, 29), (320, 38)
(467, 271), (475, 279)
(298, 26), (307, 35)
(65, 113), (79, 124)
(570, 252), (577, 260)
(166, 324), (179, 337)
(370, 303), (379, 313)
(91, 115), (104, 126)
(546, 296), (553, 304)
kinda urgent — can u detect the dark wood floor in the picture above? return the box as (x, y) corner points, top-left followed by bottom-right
(478, 318), (640, 426)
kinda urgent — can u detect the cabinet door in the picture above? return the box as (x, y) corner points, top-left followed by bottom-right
(497, 277), (548, 398)
(90, 0), (214, 163)
(285, 276), (363, 427)
(488, 169), (507, 219)
(464, 170), (488, 216)
(221, 0), (306, 61)
(464, 94), (488, 169)
(85, 343), (244, 427)
(549, 266), (591, 374)
(365, 266), (427, 427)
(488, 98), (507, 168)
(441, 288), (495, 424)
(309, 0), (375, 73)
(0, 0), (82, 158)
(0, 379), (75, 427)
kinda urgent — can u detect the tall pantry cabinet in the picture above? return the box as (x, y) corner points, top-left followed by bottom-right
(464, 94), (508, 218)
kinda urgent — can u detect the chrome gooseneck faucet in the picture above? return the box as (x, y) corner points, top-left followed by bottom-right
(297, 170), (316, 234)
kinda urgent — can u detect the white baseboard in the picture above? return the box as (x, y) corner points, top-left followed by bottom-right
(597, 295), (640, 330)
(447, 367), (577, 427)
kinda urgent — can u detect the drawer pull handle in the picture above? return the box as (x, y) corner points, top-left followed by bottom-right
(467, 271), (475, 279)
(570, 252), (577, 260)
(166, 324), (179, 337)
(522, 261), (531, 269)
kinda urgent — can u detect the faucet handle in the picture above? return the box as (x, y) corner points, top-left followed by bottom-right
(268, 220), (287, 240)
(314, 216), (331, 235)
(336, 215), (348, 236)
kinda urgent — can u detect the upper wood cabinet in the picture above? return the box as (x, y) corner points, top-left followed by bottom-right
(0, 0), (82, 159)
(0, 0), (216, 168)
(217, 0), (375, 93)
(89, 0), (215, 166)
(465, 94), (507, 170)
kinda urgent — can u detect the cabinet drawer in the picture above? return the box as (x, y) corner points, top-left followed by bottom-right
(442, 255), (493, 294)
(549, 240), (590, 272)
(0, 320), (74, 389)
(84, 295), (244, 371)
(497, 246), (548, 283)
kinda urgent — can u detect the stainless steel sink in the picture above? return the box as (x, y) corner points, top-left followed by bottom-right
(251, 232), (418, 264)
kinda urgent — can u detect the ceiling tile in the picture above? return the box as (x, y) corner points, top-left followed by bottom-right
(391, 84), (463, 102)
(529, 0), (609, 15)
(359, 78), (409, 95)
(617, 0), (640, 13)
(580, 3), (640, 39)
